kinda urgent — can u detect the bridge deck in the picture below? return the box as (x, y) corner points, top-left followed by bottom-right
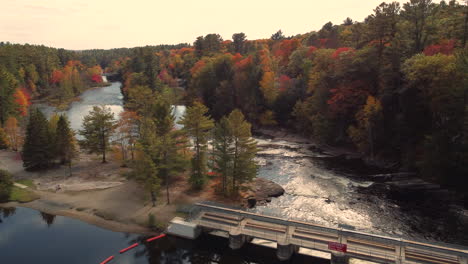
(189, 202), (468, 264)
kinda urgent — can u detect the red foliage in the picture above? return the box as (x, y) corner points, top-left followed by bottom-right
(332, 47), (355, 59)
(307, 46), (318, 57)
(274, 39), (301, 65)
(231, 53), (243, 63)
(207, 171), (221, 176)
(158, 69), (178, 87)
(91, 74), (103, 83)
(423, 40), (456, 56)
(278, 75), (293, 92)
(50, 69), (64, 84)
(234, 56), (253, 71)
(319, 38), (329, 48)
(327, 81), (369, 117)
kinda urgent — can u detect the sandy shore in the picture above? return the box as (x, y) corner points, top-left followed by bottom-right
(0, 150), (224, 234)
(0, 201), (152, 234)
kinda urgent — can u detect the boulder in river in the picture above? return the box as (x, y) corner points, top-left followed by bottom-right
(240, 178), (285, 208)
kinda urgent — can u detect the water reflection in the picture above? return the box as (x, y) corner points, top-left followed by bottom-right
(40, 212), (56, 227)
(0, 207), (326, 264)
(0, 207), (16, 223)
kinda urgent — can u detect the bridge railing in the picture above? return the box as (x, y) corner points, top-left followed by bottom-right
(191, 201), (468, 260)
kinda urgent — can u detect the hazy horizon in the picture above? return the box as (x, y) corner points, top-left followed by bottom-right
(0, 0), (438, 50)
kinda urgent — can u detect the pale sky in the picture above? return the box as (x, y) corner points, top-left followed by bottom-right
(1, 0), (411, 50)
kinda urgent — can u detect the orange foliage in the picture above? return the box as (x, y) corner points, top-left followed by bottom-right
(176, 47), (195, 55)
(234, 56), (253, 71)
(50, 69), (64, 84)
(231, 53), (243, 63)
(190, 60), (207, 76)
(14, 88), (31, 116)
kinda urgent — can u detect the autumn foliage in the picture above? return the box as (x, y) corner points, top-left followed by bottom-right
(91, 74), (103, 83)
(423, 40), (456, 56)
(332, 47), (355, 59)
(13, 88), (31, 116)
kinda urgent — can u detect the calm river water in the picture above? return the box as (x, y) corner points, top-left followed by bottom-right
(0, 207), (323, 264)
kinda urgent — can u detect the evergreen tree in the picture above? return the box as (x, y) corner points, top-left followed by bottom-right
(140, 93), (188, 204)
(0, 66), (18, 126)
(56, 115), (77, 175)
(133, 152), (160, 207)
(227, 109), (258, 191)
(79, 106), (115, 163)
(0, 169), (13, 202)
(178, 102), (214, 189)
(212, 116), (233, 195)
(0, 127), (9, 149)
(22, 109), (53, 170)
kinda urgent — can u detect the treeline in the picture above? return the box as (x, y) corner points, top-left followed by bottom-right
(115, 0), (467, 191)
(0, 43), (106, 139)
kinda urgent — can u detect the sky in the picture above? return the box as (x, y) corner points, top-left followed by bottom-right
(0, 0), (412, 50)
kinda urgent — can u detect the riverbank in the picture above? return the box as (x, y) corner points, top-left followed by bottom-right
(0, 149), (276, 235)
(32, 82), (113, 111)
(253, 127), (468, 245)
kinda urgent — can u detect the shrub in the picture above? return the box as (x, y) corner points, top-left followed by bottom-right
(0, 169), (13, 202)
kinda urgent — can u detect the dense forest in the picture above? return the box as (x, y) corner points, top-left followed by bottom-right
(1, 0), (467, 195)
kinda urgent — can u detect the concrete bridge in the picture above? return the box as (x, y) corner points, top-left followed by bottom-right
(167, 201), (468, 264)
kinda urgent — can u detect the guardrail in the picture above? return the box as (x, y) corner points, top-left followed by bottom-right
(190, 201), (468, 263)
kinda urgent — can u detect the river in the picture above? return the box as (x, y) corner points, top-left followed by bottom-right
(3, 81), (465, 263)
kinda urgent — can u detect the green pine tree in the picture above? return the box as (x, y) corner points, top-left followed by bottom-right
(22, 109), (53, 170)
(133, 152), (161, 207)
(0, 66), (18, 126)
(227, 109), (258, 192)
(79, 106), (115, 163)
(139, 93), (188, 204)
(178, 102), (214, 189)
(56, 115), (77, 175)
(0, 169), (13, 202)
(212, 116), (233, 195)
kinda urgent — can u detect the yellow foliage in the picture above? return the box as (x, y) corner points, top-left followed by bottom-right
(260, 71), (278, 105)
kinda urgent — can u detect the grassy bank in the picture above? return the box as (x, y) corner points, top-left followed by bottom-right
(9, 186), (39, 203)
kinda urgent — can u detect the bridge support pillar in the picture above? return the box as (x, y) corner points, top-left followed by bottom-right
(395, 244), (405, 264)
(229, 230), (247, 250)
(276, 239), (299, 261)
(330, 252), (349, 264)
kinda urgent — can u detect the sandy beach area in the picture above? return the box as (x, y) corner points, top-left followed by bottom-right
(0, 150), (222, 234)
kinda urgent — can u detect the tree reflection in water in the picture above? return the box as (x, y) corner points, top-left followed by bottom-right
(40, 212), (56, 227)
(0, 207), (16, 223)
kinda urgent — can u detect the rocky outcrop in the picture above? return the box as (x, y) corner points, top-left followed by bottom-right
(240, 178), (285, 208)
